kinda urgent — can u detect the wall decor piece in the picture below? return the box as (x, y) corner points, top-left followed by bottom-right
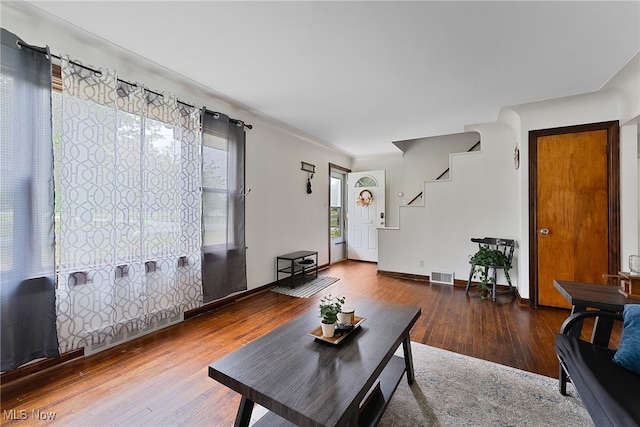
(301, 161), (315, 173)
(302, 162), (315, 194)
(356, 189), (373, 207)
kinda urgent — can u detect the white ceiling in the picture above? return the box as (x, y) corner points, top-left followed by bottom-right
(26, 1), (640, 157)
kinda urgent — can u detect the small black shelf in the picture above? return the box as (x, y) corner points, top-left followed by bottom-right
(277, 264), (316, 275)
(275, 251), (318, 288)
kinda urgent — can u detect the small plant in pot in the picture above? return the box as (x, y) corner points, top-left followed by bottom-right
(319, 294), (345, 338)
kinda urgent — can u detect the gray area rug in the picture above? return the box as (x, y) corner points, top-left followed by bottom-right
(270, 276), (340, 298)
(250, 342), (593, 426)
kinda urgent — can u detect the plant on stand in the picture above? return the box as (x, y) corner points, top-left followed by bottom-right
(469, 245), (511, 300)
(319, 294), (345, 338)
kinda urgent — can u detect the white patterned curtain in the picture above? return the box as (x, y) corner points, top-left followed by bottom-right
(56, 57), (202, 353)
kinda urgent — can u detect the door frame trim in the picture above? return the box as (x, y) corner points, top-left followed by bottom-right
(528, 121), (620, 307)
(328, 163), (351, 265)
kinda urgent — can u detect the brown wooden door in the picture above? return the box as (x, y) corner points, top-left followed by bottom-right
(529, 122), (619, 308)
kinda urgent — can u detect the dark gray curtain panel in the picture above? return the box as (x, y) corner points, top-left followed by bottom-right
(1, 28), (59, 371)
(201, 110), (247, 302)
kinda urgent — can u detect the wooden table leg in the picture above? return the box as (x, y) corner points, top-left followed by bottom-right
(402, 334), (415, 385)
(234, 396), (254, 427)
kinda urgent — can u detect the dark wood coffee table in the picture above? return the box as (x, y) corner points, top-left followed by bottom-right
(208, 299), (421, 427)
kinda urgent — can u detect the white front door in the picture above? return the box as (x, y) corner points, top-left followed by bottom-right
(347, 170), (386, 262)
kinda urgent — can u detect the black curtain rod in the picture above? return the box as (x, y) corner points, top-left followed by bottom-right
(202, 108), (253, 130)
(17, 40), (253, 130)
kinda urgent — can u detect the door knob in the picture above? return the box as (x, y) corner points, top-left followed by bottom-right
(539, 228), (550, 235)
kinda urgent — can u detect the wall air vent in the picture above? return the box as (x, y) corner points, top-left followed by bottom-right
(430, 271), (454, 285)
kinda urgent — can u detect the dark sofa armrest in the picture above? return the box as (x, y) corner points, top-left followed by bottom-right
(560, 310), (623, 340)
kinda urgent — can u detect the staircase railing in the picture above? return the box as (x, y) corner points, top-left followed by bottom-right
(407, 192), (423, 206)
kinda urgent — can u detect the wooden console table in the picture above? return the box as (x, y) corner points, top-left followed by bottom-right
(275, 250), (318, 288)
(554, 279), (639, 346)
(208, 299), (421, 427)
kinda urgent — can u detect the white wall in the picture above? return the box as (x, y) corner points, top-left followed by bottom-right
(619, 124), (639, 265)
(378, 123), (519, 286)
(353, 132), (480, 227)
(2, 2), (354, 291)
(377, 53), (639, 301)
(245, 123), (352, 287)
(603, 54), (640, 260)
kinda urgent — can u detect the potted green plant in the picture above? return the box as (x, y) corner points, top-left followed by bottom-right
(319, 294), (345, 337)
(469, 246), (511, 300)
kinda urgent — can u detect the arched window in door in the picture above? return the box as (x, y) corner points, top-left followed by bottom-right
(355, 176), (378, 187)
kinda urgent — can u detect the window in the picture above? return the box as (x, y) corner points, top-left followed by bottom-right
(202, 130), (229, 248)
(200, 110), (247, 302)
(330, 177), (342, 237)
(355, 176), (377, 187)
(52, 66), (62, 266)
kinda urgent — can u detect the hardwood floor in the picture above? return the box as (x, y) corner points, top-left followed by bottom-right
(1, 260), (578, 426)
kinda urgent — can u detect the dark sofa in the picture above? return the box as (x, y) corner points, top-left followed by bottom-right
(554, 310), (640, 427)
